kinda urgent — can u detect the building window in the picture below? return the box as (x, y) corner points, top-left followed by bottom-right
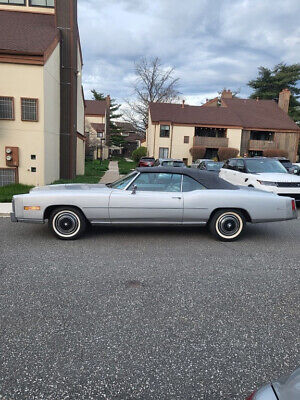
(29, 0), (54, 7)
(97, 132), (103, 138)
(0, 97), (14, 120)
(184, 136), (189, 144)
(21, 98), (38, 122)
(159, 147), (169, 158)
(160, 125), (170, 138)
(195, 127), (226, 138)
(250, 131), (275, 141)
(0, 0), (25, 5)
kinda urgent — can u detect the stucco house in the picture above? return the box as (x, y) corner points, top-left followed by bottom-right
(0, 0), (85, 187)
(146, 89), (300, 164)
(85, 98), (110, 160)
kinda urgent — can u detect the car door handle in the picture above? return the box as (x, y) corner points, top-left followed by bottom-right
(172, 196), (182, 199)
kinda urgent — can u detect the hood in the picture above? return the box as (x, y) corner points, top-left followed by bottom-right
(30, 184), (108, 192)
(255, 173), (300, 182)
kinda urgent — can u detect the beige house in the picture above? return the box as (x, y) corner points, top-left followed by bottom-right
(146, 90), (300, 164)
(85, 98), (110, 160)
(0, 0), (85, 187)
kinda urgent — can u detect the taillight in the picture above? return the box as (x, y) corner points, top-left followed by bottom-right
(245, 391), (256, 400)
(292, 199), (296, 211)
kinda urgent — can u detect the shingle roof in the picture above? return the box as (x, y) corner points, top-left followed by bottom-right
(222, 98), (299, 131)
(149, 102), (243, 127)
(0, 11), (57, 55)
(91, 123), (105, 132)
(85, 100), (107, 116)
(149, 99), (300, 132)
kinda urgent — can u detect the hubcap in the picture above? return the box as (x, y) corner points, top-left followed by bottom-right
(54, 212), (79, 235)
(217, 214), (240, 237)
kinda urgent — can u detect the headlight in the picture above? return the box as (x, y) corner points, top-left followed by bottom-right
(257, 180), (278, 186)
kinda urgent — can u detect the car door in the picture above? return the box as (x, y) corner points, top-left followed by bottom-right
(220, 159), (238, 184)
(109, 172), (184, 223)
(181, 175), (209, 223)
(234, 159), (248, 185)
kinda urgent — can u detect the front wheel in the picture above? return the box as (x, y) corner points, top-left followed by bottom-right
(209, 209), (245, 241)
(49, 207), (86, 240)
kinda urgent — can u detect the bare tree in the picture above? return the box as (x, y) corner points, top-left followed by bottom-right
(123, 57), (180, 131)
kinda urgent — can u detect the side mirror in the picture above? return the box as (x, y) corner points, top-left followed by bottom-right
(131, 184), (137, 194)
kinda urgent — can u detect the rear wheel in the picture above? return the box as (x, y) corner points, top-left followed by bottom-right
(49, 207), (86, 240)
(209, 209), (245, 241)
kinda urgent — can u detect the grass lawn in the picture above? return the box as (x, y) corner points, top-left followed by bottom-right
(117, 158), (137, 175)
(52, 160), (109, 184)
(0, 184), (34, 203)
(0, 160), (109, 202)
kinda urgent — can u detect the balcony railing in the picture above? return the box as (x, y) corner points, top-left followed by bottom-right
(193, 136), (229, 148)
(248, 140), (278, 151)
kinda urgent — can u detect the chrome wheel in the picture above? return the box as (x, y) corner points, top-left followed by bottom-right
(212, 211), (244, 240)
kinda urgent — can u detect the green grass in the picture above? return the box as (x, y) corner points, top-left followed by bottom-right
(118, 158), (137, 175)
(0, 184), (34, 203)
(52, 160), (109, 185)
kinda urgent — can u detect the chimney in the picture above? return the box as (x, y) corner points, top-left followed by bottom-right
(278, 88), (291, 113)
(221, 89), (233, 99)
(181, 99), (185, 108)
(56, 0), (79, 180)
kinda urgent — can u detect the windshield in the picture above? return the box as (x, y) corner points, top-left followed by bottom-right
(108, 172), (138, 189)
(245, 159), (288, 173)
(162, 161), (185, 167)
(206, 162), (223, 170)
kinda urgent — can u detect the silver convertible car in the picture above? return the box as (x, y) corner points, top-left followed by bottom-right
(11, 167), (297, 241)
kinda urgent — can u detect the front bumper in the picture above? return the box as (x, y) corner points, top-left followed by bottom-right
(10, 212), (17, 222)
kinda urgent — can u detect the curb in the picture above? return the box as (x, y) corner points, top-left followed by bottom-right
(0, 203), (12, 218)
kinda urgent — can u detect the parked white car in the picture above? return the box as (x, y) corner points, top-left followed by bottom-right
(220, 158), (300, 202)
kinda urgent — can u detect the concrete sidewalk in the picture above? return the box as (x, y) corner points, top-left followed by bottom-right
(99, 161), (120, 184)
(0, 203), (12, 217)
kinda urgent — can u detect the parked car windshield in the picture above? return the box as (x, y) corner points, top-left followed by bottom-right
(245, 159), (288, 173)
(206, 162), (223, 171)
(162, 161), (185, 167)
(108, 172), (138, 189)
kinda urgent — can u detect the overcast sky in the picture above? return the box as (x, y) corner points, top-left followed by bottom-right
(78, 0), (300, 106)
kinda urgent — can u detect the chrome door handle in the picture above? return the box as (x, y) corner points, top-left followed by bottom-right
(172, 196), (182, 199)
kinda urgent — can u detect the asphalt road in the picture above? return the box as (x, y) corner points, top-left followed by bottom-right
(0, 216), (299, 400)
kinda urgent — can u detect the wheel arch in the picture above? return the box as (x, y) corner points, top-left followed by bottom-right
(208, 208), (252, 223)
(44, 205), (87, 221)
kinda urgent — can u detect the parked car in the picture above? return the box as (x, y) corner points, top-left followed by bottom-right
(154, 158), (186, 167)
(11, 167), (297, 241)
(138, 157), (155, 167)
(198, 160), (224, 172)
(245, 366), (300, 400)
(191, 159), (210, 168)
(220, 158), (300, 202)
(273, 157), (300, 175)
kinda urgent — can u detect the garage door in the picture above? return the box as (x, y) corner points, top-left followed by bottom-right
(0, 168), (16, 186)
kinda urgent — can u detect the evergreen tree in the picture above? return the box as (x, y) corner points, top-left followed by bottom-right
(91, 89), (122, 134)
(248, 63), (300, 122)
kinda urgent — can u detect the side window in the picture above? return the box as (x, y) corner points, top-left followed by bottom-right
(128, 173), (181, 192)
(236, 159), (245, 172)
(199, 162), (205, 170)
(110, 173), (138, 189)
(228, 159), (237, 170)
(182, 175), (206, 192)
(154, 159), (160, 166)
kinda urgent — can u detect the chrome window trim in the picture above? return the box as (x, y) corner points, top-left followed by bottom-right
(124, 172), (140, 190)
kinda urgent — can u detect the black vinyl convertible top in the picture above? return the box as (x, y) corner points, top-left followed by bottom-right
(136, 167), (238, 190)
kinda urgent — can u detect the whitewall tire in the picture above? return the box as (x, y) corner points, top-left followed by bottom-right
(49, 207), (86, 240)
(209, 210), (245, 241)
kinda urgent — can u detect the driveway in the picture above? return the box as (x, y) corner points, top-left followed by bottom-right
(0, 217), (299, 399)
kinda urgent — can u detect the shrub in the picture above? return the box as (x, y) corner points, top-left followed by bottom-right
(263, 149), (289, 158)
(132, 146), (147, 162)
(189, 146), (206, 160)
(218, 147), (239, 161)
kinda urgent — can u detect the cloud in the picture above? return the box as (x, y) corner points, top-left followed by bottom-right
(78, 0), (300, 105)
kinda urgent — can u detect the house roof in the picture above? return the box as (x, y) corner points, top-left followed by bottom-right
(149, 99), (300, 132)
(85, 100), (107, 116)
(0, 11), (57, 56)
(91, 123), (105, 132)
(115, 121), (138, 132)
(222, 98), (299, 131)
(149, 102), (242, 128)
